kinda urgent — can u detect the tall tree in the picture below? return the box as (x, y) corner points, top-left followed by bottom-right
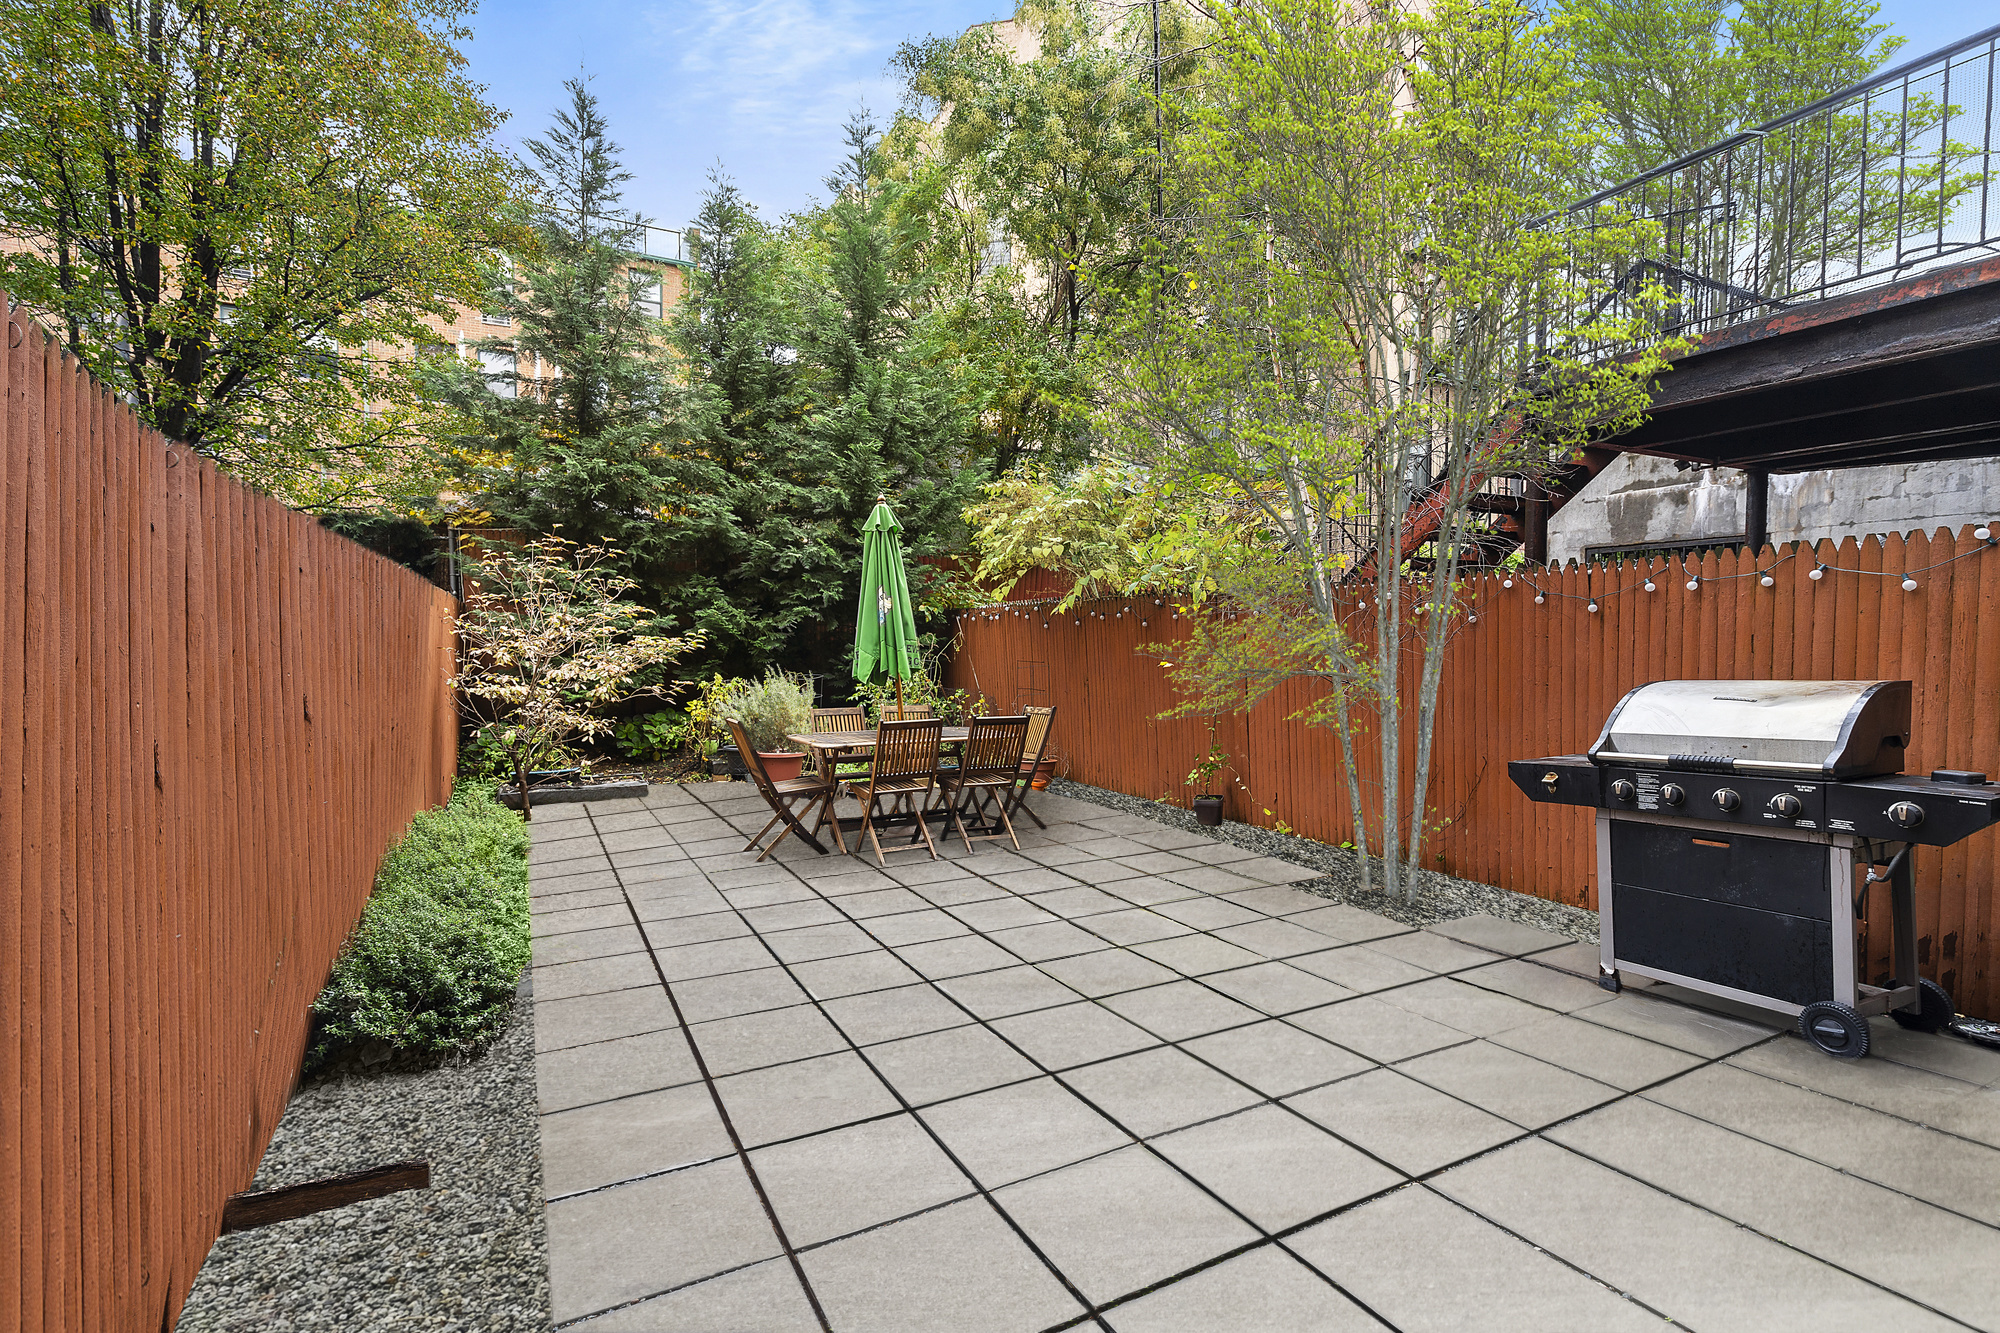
(890, 0), (1203, 468)
(436, 79), (688, 584)
(1093, 0), (1682, 899)
(0, 0), (518, 505)
(1561, 0), (1902, 186)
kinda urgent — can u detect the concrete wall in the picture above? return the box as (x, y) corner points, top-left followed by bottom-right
(1547, 453), (2000, 563)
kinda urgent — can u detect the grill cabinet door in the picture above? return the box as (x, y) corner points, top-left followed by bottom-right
(1609, 822), (1833, 1007)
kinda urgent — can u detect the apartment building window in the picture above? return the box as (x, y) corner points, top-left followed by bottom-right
(631, 270), (663, 319)
(479, 348), (516, 398)
(978, 219), (1012, 277)
(483, 255), (516, 325)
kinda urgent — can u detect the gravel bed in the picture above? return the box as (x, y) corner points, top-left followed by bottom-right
(1050, 777), (1600, 944)
(177, 987), (549, 1332)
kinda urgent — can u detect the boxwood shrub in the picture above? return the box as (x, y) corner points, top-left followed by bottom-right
(308, 780), (531, 1068)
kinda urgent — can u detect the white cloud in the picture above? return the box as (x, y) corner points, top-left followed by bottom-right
(658, 0), (899, 139)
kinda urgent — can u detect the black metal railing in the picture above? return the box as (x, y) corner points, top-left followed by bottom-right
(1554, 23), (2000, 344)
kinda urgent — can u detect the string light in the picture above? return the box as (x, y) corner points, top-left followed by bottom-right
(1502, 577), (1514, 589)
(1760, 573), (1775, 587)
(1534, 593), (1545, 604)
(1903, 577), (1919, 592)
(1809, 566), (1825, 580)
(1980, 526), (1994, 542)
(1685, 577), (1700, 591)
(1643, 579), (1655, 592)
(1586, 600), (1599, 613)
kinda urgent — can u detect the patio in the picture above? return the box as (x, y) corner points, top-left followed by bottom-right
(526, 783), (2000, 1332)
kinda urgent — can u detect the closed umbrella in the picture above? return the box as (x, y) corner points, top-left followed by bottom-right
(853, 497), (921, 712)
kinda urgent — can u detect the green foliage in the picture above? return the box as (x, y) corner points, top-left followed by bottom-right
(453, 534), (700, 815)
(727, 672), (817, 754)
(614, 709), (690, 762)
(1095, 0), (1687, 899)
(1559, 0), (1900, 187)
(851, 667), (986, 726)
(656, 123), (984, 679)
(436, 80), (688, 578)
(887, 0), (1204, 470)
(0, 0), (520, 506)
(309, 781), (530, 1068)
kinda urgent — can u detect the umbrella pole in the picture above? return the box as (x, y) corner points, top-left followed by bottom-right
(895, 677), (904, 714)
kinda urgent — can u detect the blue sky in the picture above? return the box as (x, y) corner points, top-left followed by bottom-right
(457, 0), (1989, 232)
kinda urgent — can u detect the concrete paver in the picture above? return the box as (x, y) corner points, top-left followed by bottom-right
(528, 782), (2000, 1329)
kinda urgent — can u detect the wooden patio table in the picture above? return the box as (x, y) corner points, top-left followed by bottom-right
(786, 728), (971, 852)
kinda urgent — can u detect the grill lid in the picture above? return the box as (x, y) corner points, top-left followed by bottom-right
(1588, 679), (1911, 779)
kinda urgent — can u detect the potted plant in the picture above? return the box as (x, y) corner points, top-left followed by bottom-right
(733, 672), (815, 782)
(1187, 743), (1230, 826)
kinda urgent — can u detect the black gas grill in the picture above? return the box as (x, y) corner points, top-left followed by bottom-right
(1512, 680), (2000, 1058)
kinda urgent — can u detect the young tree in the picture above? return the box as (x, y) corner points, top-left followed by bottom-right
(1094, 0), (1682, 899)
(455, 535), (699, 819)
(0, 0), (518, 505)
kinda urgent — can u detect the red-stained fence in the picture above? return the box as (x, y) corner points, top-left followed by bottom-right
(947, 530), (2000, 1018)
(1, 297), (459, 1330)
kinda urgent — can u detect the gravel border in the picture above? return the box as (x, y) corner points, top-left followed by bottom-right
(177, 986), (550, 1332)
(1049, 777), (1601, 944)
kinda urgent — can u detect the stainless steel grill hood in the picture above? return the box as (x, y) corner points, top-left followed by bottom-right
(1587, 679), (1911, 779)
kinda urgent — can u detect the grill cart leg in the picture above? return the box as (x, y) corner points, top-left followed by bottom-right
(1873, 843), (1958, 1032)
(1598, 965), (1621, 994)
(1596, 812), (1620, 993)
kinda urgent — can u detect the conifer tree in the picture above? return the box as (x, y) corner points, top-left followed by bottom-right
(436, 79), (691, 588)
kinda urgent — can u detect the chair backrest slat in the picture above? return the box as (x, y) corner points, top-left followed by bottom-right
(812, 706), (867, 733)
(868, 718), (943, 787)
(960, 716), (1030, 781)
(881, 703), (934, 722)
(1020, 705), (1056, 769)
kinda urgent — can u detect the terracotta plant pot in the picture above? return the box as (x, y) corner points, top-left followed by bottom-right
(1029, 757), (1058, 791)
(1192, 794), (1224, 827)
(759, 751), (805, 782)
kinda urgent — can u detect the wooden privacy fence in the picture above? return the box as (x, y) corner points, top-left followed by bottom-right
(1, 298), (460, 1331)
(946, 525), (2000, 1019)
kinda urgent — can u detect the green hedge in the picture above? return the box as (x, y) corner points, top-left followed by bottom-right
(308, 780), (531, 1069)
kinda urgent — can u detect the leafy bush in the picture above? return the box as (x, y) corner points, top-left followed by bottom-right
(308, 780), (531, 1069)
(614, 708), (689, 762)
(732, 671), (815, 753)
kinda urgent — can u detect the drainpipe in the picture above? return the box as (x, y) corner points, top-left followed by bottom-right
(1742, 468), (1769, 555)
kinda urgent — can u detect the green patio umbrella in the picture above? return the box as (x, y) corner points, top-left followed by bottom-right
(853, 497), (921, 711)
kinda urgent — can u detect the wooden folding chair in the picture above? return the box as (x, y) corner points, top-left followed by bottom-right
(1003, 705), (1057, 830)
(934, 715), (1030, 852)
(730, 718), (838, 860)
(880, 704), (934, 721)
(810, 707), (870, 784)
(840, 718), (944, 864)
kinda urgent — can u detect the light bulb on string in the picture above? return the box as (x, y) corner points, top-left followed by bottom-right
(1760, 573), (1775, 587)
(1685, 578), (1700, 592)
(1903, 577), (1919, 592)
(1643, 579), (1655, 593)
(1534, 593), (1545, 604)
(1809, 566), (1825, 580)
(1502, 578), (1514, 589)
(1586, 600), (1599, 614)
(1980, 525), (1994, 541)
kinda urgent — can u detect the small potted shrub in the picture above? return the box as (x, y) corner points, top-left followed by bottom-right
(1187, 744), (1230, 827)
(733, 672), (815, 781)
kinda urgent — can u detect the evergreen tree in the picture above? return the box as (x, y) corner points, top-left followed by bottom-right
(435, 79), (690, 587)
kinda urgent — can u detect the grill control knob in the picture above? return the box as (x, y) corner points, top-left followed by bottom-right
(1888, 801), (1925, 830)
(1768, 793), (1803, 819)
(1660, 783), (1686, 807)
(1609, 779), (1637, 803)
(1713, 788), (1742, 812)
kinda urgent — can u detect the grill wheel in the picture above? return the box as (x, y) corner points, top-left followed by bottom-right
(1798, 1000), (1870, 1059)
(1887, 978), (1956, 1034)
